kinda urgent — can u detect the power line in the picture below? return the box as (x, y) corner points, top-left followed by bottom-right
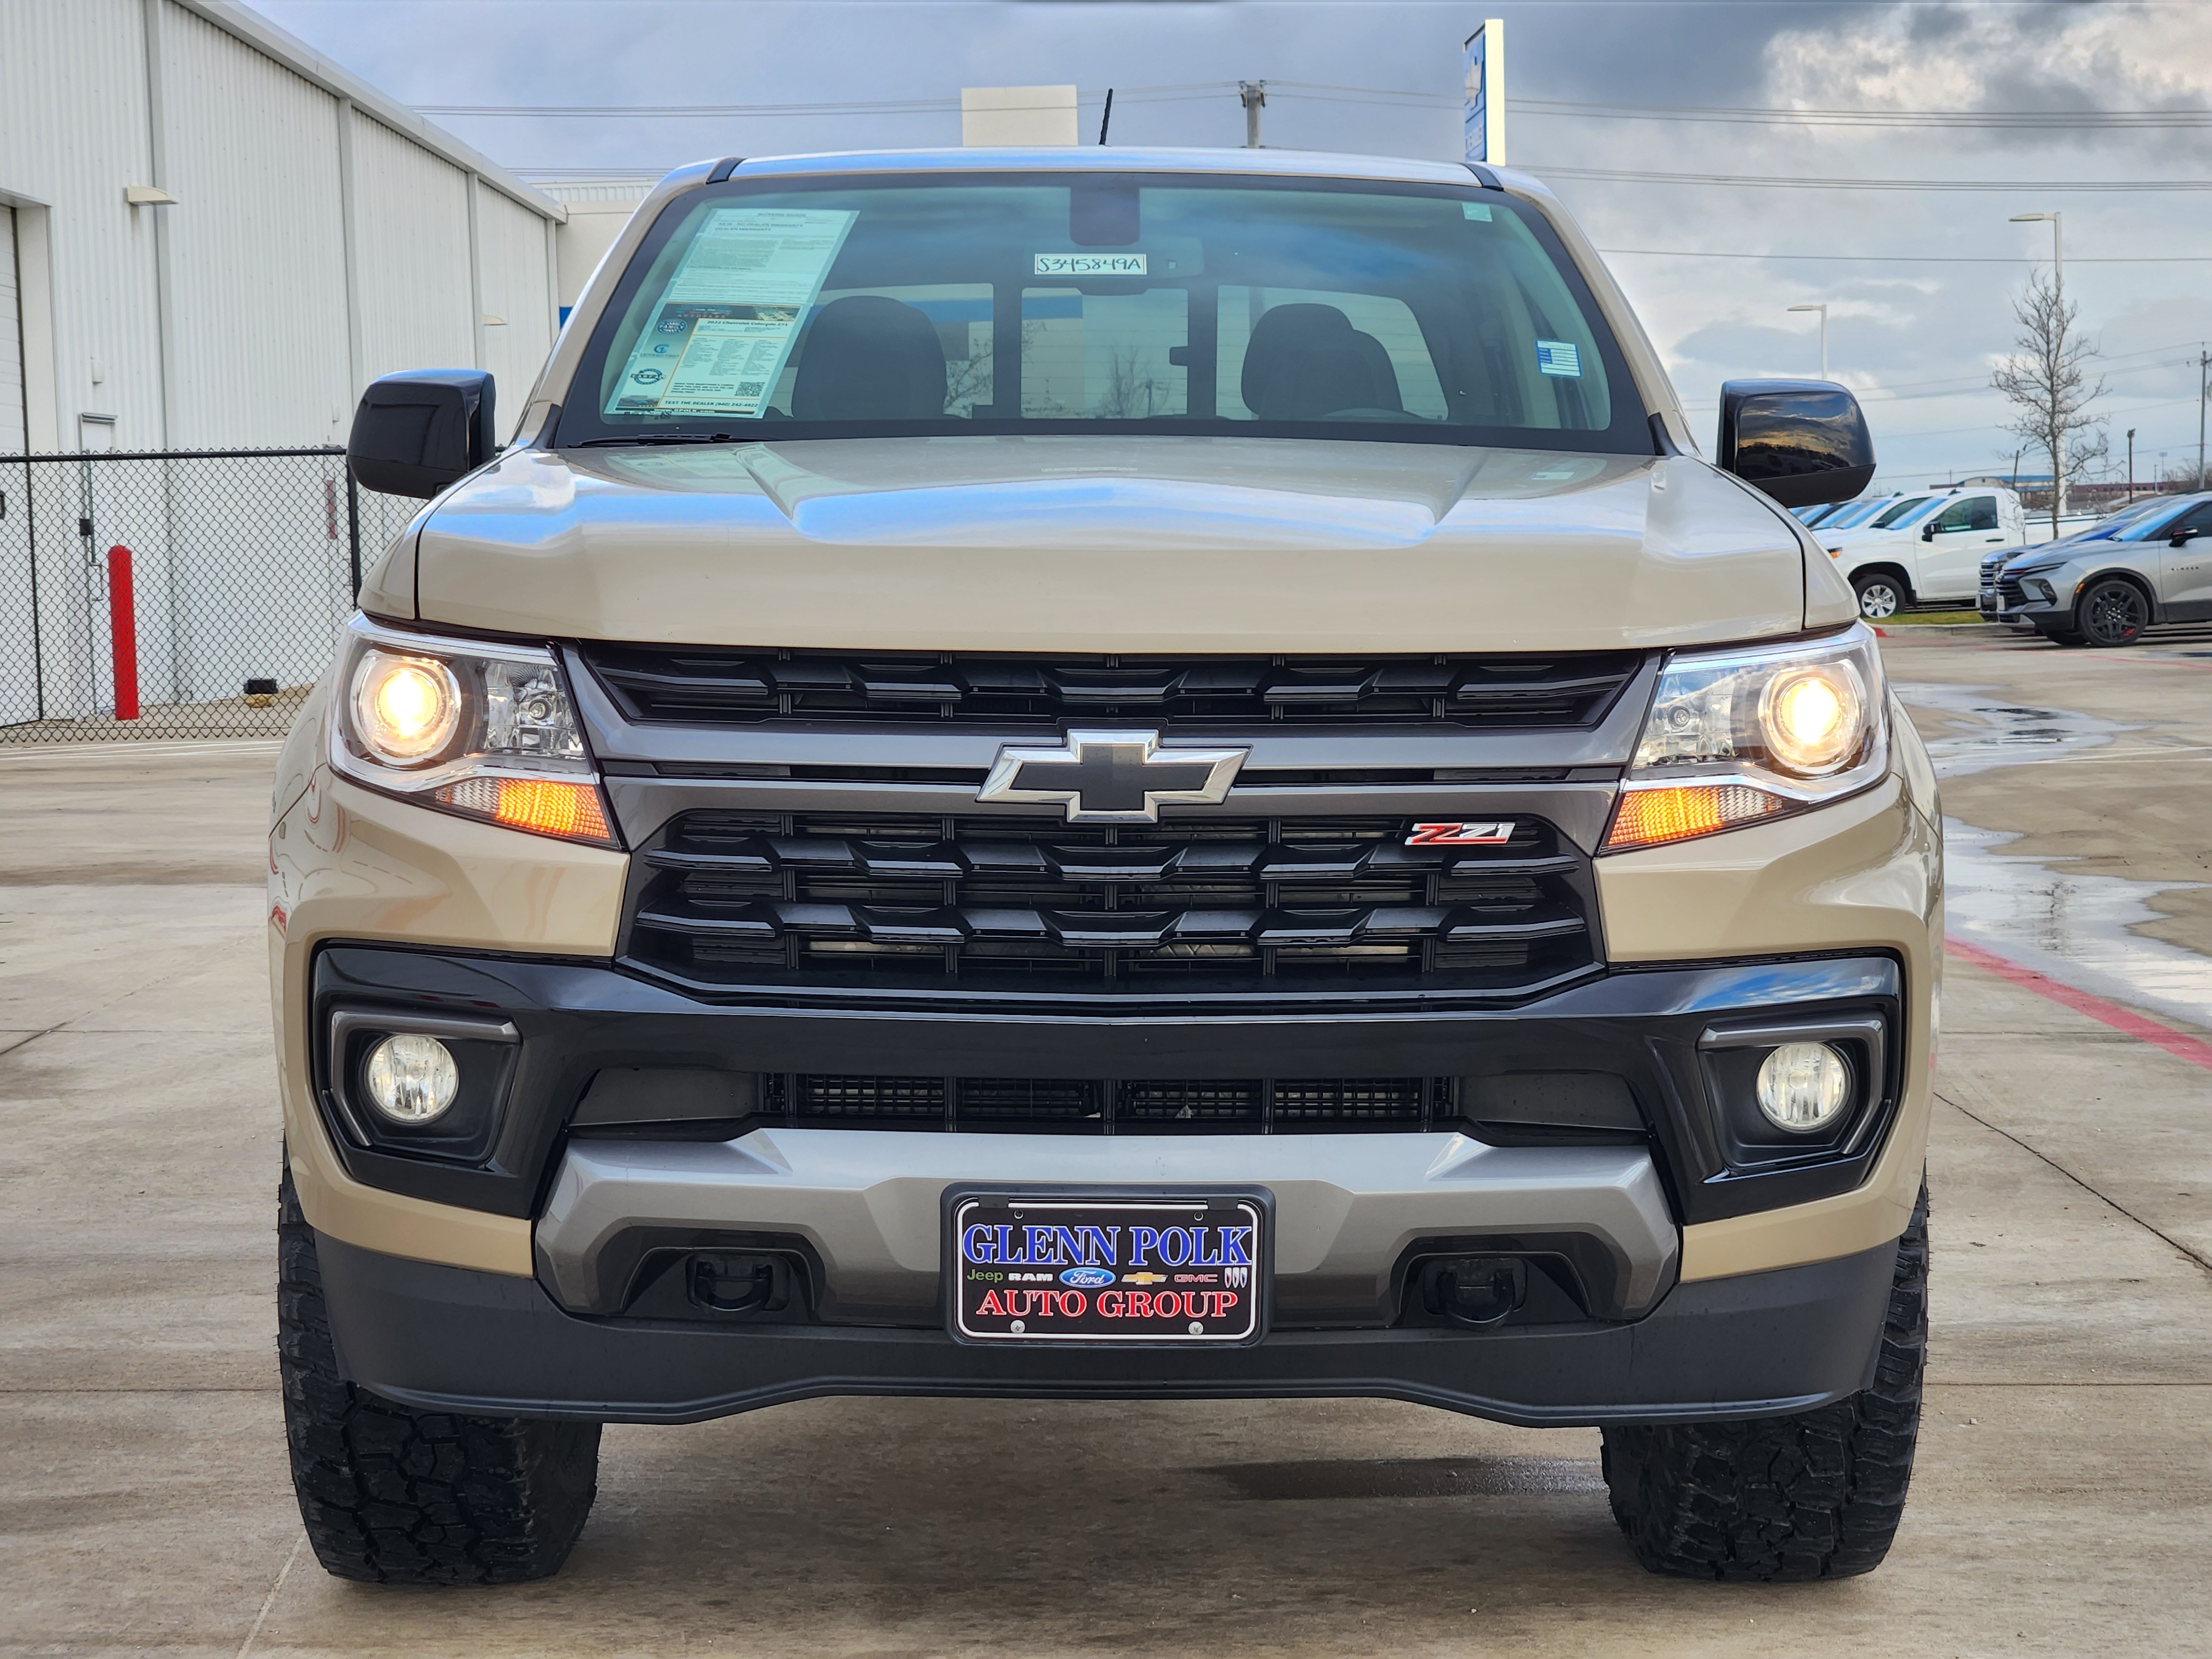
(1513, 96), (2212, 131)
(415, 84), (1229, 117)
(1598, 247), (2212, 265)
(1545, 165), (2212, 192)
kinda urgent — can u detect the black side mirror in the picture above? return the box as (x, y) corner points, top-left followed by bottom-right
(1922, 520), (1939, 541)
(2173, 528), (2201, 547)
(1717, 379), (1876, 509)
(347, 370), (496, 499)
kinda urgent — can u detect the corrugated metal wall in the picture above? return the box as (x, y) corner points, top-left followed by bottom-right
(0, 0), (168, 451)
(0, 206), (24, 453)
(350, 110), (477, 384)
(476, 185), (558, 419)
(161, 3), (353, 446)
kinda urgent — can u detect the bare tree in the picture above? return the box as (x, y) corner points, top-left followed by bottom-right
(1991, 270), (2107, 535)
(1093, 346), (1166, 420)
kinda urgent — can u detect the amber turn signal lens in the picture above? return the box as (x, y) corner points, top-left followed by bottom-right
(1604, 783), (1783, 852)
(434, 776), (616, 846)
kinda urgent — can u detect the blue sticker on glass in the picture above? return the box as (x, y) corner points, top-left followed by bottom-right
(1535, 340), (1582, 378)
(1462, 202), (1493, 222)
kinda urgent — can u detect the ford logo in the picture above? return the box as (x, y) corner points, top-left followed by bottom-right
(1060, 1266), (1116, 1289)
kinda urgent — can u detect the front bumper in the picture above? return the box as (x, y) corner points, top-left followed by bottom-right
(316, 1227), (1896, 1428)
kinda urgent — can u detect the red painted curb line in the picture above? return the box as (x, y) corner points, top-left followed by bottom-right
(1944, 936), (2212, 1074)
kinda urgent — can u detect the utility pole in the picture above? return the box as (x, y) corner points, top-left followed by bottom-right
(2127, 427), (2135, 503)
(1788, 302), (1829, 379)
(1239, 81), (1266, 149)
(2199, 346), (2209, 491)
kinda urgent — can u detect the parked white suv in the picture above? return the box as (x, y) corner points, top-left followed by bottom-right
(1825, 487), (2028, 617)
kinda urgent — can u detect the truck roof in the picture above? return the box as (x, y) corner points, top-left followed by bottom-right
(691, 146), (1496, 189)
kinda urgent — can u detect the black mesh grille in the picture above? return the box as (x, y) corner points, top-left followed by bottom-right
(580, 646), (1641, 730)
(757, 1074), (1439, 1133)
(624, 811), (1598, 994)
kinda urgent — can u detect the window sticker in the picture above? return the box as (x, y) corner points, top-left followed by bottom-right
(1535, 340), (1583, 378)
(1034, 253), (1147, 276)
(608, 207), (858, 417)
(1462, 202), (1494, 222)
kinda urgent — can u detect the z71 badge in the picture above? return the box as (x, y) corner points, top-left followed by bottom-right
(1406, 821), (1515, 846)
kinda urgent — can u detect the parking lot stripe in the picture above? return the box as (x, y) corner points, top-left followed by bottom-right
(1946, 936), (2212, 1072)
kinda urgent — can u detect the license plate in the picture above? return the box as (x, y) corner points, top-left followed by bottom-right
(948, 1192), (1267, 1344)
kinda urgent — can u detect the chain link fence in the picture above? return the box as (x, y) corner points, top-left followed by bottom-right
(0, 447), (419, 743)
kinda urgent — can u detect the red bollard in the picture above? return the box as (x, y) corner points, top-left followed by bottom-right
(107, 545), (140, 721)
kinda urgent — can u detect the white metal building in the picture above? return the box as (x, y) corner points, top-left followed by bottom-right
(0, 0), (565, 455)
(0, 0), (567, 730)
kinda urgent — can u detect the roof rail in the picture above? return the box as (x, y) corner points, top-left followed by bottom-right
(1464, 162), (1503, 190)
(706, 157), (747, 183)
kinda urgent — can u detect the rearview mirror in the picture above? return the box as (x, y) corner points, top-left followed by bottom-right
(1717, 379), (1876, 509)
(2174, 528), (2201, 547)
(347, 370), (496, 500)
(1922, 520), (1939, 541)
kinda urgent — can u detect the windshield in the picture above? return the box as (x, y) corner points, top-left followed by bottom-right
(1869, 495), (1938, 529)
(2114, 498), (2203, 541)
(557, 172), (1648, 452)
(1822, 497), (1898, 531)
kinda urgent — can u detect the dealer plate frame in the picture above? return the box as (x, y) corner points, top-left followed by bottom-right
(943, 1185), (1274, 1348)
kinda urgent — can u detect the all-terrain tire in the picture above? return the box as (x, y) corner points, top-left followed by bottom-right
(1600, 1180), (1929, 1582)
(278, 1171), (601, 1584)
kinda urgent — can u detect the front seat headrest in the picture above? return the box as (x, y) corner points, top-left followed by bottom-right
(791, 296), (947, 420)
(1240, 302), (1403, 421)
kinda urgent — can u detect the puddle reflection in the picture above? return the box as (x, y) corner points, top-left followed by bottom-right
(1892, 682), (2212, 1030)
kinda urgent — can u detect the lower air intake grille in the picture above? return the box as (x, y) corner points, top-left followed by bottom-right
(766, 1075), (1441, 1133)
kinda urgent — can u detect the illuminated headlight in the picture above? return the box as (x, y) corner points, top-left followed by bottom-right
(330, 617), (618, 847)
(1604, 625), (1887, 852)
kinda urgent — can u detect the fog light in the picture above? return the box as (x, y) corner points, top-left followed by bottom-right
(1755, 1042), (1851, 1133)
(363, 1034), (460, 1124)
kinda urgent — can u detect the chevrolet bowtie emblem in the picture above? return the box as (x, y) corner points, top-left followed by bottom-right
(977, 729), (1248, 823)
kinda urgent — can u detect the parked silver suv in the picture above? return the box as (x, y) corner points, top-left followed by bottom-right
(1985, 493), (2212, 645)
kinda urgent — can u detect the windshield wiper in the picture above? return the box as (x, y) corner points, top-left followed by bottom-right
(572, 433), (742, 447)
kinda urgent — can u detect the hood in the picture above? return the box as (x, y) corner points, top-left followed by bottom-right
(378, 436), (1813, 654)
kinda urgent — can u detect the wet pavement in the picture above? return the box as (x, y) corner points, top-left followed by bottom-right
(4, 639), (2210, 1657)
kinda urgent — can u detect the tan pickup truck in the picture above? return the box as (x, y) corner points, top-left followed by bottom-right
(270, 145), (1936, 1587)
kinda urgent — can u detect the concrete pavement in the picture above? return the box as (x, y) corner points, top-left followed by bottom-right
(3, 633), (2209, 1657)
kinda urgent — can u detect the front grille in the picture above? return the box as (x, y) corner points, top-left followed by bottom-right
(766, 1073), (1438, 1133)
(1996, 576), (2029, 608)
(579, 646), (1643, 730)
(623, 811), (1599, 994)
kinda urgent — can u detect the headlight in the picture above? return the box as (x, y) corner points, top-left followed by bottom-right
(1604, 624), (1887, 853)
(329, 616), (618, 847)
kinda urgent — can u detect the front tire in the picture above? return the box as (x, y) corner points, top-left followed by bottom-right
(2077, 578), (2148, 647)
(1852, 571), (1906, 620)
(1600, 1181), (1929, 1582)
(278, 1171), (601, 1584)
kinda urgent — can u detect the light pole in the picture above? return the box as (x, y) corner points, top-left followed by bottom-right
(1787, 302), (1828, 378)
(2127, 427), (2136, 504)
(2010, 211), (2063, 293)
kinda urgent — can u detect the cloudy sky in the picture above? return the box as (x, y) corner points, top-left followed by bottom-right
(262, 0), (2212, 489)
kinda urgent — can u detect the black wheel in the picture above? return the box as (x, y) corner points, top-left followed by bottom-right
(2077, 578), (2148, 647)
(279, 1170), (601, 1584)
(1600, 1181), (1929, 1582)
(1852, 572), (1906, 620)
